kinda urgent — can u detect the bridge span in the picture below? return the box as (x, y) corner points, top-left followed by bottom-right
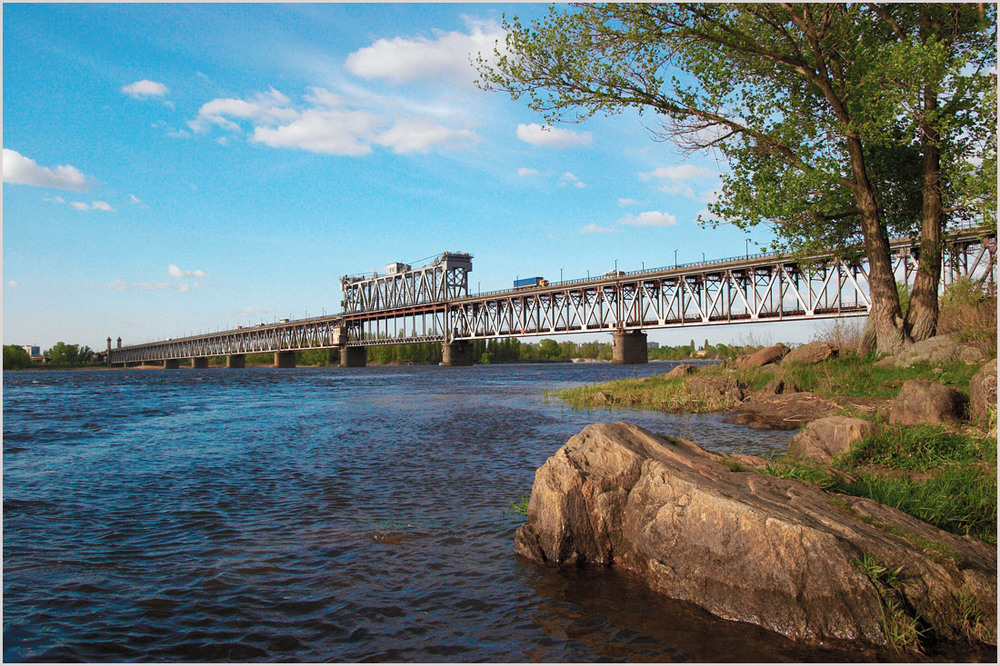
(106, 227), (995, 368)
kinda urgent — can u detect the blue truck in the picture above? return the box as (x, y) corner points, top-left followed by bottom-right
(514, 277), (549, 288)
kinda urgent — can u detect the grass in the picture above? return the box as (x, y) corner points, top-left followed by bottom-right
(556, 352), (982, 413)
(856, 552), (927, 654)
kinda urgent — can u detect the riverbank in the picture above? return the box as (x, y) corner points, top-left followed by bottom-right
(534, 337), (997, 656)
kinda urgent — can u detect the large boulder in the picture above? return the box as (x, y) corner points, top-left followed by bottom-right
(788, 416), (874, 463)
(722, 391), (842, 430)
(516, 422), (996, 650)
(783, 341), (838, 365)
(661, 363), (699, 380)
(875, 334), (985, 368)
(889, 379), (968, 426)
(733, 343), (790, 369)
(969, 358), (997, 424)
(683, 375), (746, 410)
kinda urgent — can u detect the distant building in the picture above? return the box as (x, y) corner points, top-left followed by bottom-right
(646, 341), (659, 350)
(21, 345), (41, 358)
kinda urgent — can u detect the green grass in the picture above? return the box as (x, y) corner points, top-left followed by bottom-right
(841, 425), (995, 471)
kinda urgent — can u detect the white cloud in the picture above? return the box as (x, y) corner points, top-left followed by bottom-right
(639, 164), (715, 198)
(8, 280), (20, 287)
(374, 119), (478, 154)
(581, 223), (619, 234)
(345, 19), (504, 87)
(190, 89), (298, 133)
(121, 79), (169, 99)
(253, 108), (377, 156)
(559, 172), (586, 188)
(68, 200), (115, 212)
(168, 264), (208, 279)
(617, 211), (678, 227)
(516, 124), (592, 149)
(617, 198), (640, 207)
(3, 149), (90, 191)
(517, 167), (543, 177)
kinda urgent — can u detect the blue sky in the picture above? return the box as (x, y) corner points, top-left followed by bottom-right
(4, 3), (827, 352)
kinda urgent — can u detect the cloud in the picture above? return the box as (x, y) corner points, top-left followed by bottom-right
(517, 167), (543, 177)
(8, 280), (20, 287)
(68, 200), (115, 212)
(374, 119), (478, 154)
(617, 211), (678, 227)
(639, 164), (715, 198)
(252, 108), (377, 156)
(168, 264), (208, 279)
(121, 79), (169, 99)
(345, 19), (504, 87)
(105, 279), (202, 292)
(559, 172), (586, 188)
(516, 123), (592, 149)
(618, 198), (640, 207)
(3, 149), (91, 191)
(581, 223), (619, 234)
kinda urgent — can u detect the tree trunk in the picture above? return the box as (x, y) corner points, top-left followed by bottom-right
(906, 19), (944, 342)
(846, 136), (909, 356)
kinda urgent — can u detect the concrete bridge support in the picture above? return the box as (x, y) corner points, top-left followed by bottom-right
(441, 341), (474, 366)
(226, 354), (246, 369)
(274, 351), (296, 368)
(340, 346), (367, 368)
(191, 357), (209, 369)
(164, 359), (180, 369)
(611, 330), (648, 364)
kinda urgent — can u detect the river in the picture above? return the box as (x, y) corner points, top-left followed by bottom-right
(5, 362), (875, 661)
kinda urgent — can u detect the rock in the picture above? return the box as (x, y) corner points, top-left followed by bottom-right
(788, 416), (874, 463)
(516, 422), (996, 649)
(590, 391), (611, 407)
(875, 334), (985, 368)
(684, 375), (746, 410)
(889, 379), (968, 426)
(662, 363), (699, 380)
(969, 358), (997, 424)
(733, 343), (790, 369)
(756, 378), (801, 396)
(723, 392), (842, 430)
(783, 341), (838, 365)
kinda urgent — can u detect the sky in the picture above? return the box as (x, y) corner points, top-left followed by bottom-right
(4, 2), (833, 352)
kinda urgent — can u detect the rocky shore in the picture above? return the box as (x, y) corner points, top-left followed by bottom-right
(524, 335), (997, 657)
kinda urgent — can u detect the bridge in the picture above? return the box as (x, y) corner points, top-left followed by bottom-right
(106, 227), (996, 368)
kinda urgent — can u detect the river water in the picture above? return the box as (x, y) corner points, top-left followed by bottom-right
(5, 362), (878, 661)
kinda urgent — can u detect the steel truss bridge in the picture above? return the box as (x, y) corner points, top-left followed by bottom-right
(106, 228), (996, 366)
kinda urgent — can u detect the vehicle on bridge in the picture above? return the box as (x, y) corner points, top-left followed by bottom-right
(514, 277), (549, 288)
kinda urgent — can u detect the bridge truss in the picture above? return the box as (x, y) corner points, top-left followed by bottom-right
(106, 229), (995, 364)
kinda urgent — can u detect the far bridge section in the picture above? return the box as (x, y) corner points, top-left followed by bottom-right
(106, 228), (995, 368)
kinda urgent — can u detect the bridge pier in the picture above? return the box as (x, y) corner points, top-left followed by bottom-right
(340, 346), (366, 368)
(611, 330), (648, 364)
(164, 359), (180, 369)
(274, 351), (296, 368)
(226, 354), (245, 369)
(441, 341), (474, 366)
(191, 357), (209, 369)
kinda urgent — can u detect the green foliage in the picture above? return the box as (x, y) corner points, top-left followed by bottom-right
(937, 276), (998, 356)
(46, 341), (79, 366)
(3, 345), (32, 370)
(509, 494), (530, 516)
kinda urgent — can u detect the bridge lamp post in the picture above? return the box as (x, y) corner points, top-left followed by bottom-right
(614, 258), (618, 272)
(674, 249), (678, 268)
(560, 268), (563, 282)
(745, 239), (750, 258)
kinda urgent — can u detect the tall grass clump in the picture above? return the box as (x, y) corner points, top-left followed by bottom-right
(937, 277), (997, 357)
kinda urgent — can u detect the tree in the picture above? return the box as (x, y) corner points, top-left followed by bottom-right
(479, 3), (996, 354)
(3, 345), (32, 370)
(46, 341), (79, 366)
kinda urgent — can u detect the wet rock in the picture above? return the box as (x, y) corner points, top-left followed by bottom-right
(733, 343), (790, 369)
(874, 334), (985, 368)
(969, 358), (997, 424)
(723, 392), (841, 430)
(662, 363), (699, 380)
(788, 416), (874, 463)
(515, 422), (997, 649)
(783, 341), (838, 365)
(889, 379), (968, 426)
